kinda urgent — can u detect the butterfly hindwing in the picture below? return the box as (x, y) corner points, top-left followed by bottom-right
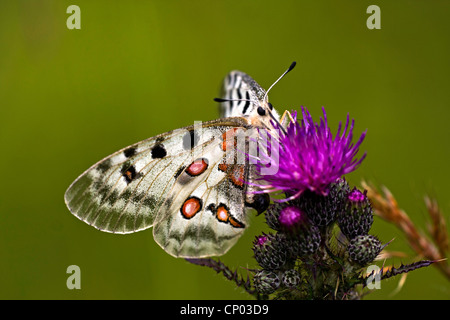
(152, 127), (249, 257)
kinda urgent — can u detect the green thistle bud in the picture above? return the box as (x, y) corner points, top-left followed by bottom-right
(281, 269), (301, 288)
(252, 233), (288, 270)
(338, 187), (373, 239)
(253, 270), (281, 294)
(347, 234), (382, 265)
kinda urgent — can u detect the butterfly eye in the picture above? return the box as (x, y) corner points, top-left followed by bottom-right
(268, 102), (274, 110)
(257, 106), (266, 116)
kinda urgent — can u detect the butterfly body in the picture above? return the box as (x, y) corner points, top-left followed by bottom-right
(65, 68), (289, 258)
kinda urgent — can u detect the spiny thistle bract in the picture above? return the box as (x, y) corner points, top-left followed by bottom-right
(187, 107), (434, 300)
(253, 270), (281, 294)
(347, 235), (382, 265)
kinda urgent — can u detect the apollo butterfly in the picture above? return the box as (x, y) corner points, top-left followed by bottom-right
(64, 62), (296, 258)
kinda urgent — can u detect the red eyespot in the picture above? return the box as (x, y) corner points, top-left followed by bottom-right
(216, 205), (230, 223)
(229, 165), (245, 188)
(180, 196), (202, 219)
(185, 158), (208, 176)
(207, 203), (246, 229)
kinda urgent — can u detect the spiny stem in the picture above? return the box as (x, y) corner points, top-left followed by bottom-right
(361, 260), (437, 287)
(381, 260), (437, 281)
(185, 258), (257, 297)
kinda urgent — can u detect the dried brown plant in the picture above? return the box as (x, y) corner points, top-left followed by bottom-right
(362, 181), (450, 280)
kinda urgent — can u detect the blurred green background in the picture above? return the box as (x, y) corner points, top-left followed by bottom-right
(0, 0), (449, 299)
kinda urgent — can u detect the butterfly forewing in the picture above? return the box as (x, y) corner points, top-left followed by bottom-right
(65, 129), (182, 233)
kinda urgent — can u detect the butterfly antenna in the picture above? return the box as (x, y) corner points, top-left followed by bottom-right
(263, 62), (296, 135)
(213, 97), (255, 103)
(263, 61), (296, 103)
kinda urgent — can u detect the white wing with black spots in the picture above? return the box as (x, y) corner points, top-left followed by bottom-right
(65, 117), (253, 257)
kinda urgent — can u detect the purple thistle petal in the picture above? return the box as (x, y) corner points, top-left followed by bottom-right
(251, 107), (367, 199)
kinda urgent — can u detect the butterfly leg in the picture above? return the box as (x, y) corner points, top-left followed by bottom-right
(279, 110), (296, 129)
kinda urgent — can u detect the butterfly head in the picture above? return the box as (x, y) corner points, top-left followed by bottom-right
(248, 99), (282, 131)
(215, 61), (296, 132)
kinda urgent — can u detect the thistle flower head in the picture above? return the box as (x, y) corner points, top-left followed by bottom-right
(187, 103), (434, 300)
(255, 107), (367, 200)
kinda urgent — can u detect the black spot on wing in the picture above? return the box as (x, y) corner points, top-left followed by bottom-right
(124, 147), (137, 158)
(151, 144), (167, 159)
(206, 203), (216, 213)
(182, 130), (200, 150)
(121, 164), (142, 184)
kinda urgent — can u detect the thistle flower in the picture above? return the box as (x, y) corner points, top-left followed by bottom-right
(278, 206), (321, 256)
(187, 107), (435, 300)
(255, 107), (367, 200)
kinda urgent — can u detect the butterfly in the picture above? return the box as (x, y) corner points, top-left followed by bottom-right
(64, 62), (296, 258)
